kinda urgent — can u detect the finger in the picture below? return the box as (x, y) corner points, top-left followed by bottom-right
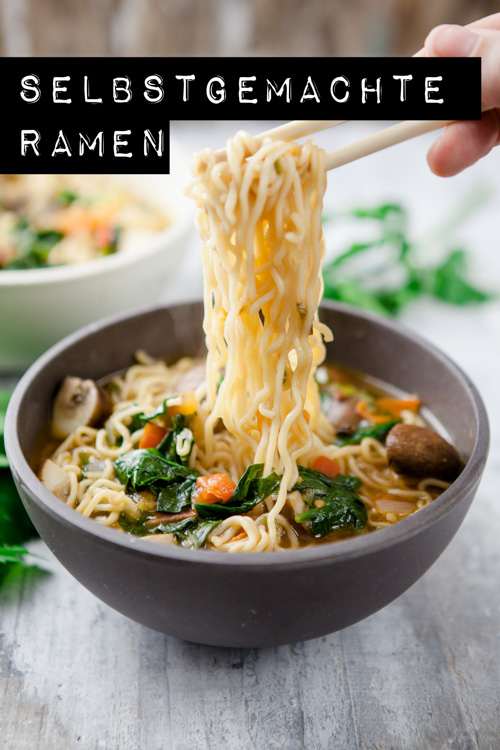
(424, 24), (500, 105)
(467, 12), (500, 33)
(427, 109), (500, 176)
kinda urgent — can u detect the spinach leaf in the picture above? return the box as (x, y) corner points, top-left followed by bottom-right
(334, 420), (399, 447)
(56, 189), (78, 206)
(187, 520), (221, 548)
(119, 513), (196, 538)
(156, 476), (198, 513)
(114, 449), (198, 490)
(5, 221), (63, 269)
(195, 464), (281, 520)
(295, 487), (367, 537)
(157, 414), (194, 465)
(128, 399), (170, 433)
(293, 466), (361, 494)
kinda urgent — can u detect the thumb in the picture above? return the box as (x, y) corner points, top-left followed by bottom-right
(424, 24), (500, 106)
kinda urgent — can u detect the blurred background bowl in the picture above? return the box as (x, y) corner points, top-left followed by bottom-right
(4, 301), (489, 647)
(0, 141), (193, 372)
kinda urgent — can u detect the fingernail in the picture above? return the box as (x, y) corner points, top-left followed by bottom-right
(430, 25), (479, 57)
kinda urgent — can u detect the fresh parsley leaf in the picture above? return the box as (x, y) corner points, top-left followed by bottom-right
(430, 250), (494, 306)
(322, 200), (493, 317)
(0, 544), (30, 564)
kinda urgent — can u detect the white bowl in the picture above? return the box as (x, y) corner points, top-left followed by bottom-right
(0, 142), (193, 372)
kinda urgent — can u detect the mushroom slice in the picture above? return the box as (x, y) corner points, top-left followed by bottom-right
(40, 459), (71, 501)
(386, 424), (461, 481)
(52, 376), (111, 438)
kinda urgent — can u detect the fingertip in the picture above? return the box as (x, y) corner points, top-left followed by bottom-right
(424, 23), (479, 58)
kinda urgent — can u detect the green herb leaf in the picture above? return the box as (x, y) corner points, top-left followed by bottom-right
(334, 420), (399, 447)
(295, 487), (367, 537)
(322, 200), (493, 317)
(430, 250), (494, 306)
(0, 544), (30, 564)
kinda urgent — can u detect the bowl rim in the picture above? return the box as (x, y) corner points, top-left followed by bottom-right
(5, 299), (490, 570)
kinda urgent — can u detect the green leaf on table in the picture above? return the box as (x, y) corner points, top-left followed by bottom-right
(430, 250), (495, 305)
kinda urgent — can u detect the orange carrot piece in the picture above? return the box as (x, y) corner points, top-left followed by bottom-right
(231, 531), (247, 542)
(355, 400), (391, 424)
(311, 456), (341, 478)
(139, 422), (168, 449)
(376, 396), (421, 418)
(195, 473), (236, 503)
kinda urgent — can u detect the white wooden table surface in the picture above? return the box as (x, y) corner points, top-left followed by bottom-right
(1, 121), (499, 750)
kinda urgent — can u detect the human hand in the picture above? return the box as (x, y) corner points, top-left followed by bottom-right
(417, 14), (500, 176)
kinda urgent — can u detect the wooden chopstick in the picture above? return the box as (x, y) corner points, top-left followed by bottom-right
(215, 109), (490, 169)
(324, 119), (453, 171)
(213, 120), (346, 162)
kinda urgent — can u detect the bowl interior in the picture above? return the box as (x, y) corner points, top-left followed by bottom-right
(15, 301), (482, 472)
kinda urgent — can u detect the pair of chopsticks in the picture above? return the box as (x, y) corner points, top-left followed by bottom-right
(213, 118), (457, 170)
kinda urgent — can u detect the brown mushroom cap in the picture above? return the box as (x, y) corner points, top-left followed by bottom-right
(386, 423), (462, 481)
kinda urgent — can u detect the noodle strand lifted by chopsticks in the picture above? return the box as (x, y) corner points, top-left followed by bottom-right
(189, 131), (333, 546)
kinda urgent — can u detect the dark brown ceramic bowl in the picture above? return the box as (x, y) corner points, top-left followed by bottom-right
(5, 301), (489, 647)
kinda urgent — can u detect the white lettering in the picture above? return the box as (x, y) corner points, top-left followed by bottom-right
(330, 76), (350, 103)
(239, 76), (257, 104)
(114, 130), (132, 157)
(113, 77), (132, 103)
(51, 130), (72, 157)
(145, 75), (165, 103)
(144, 129), (164, 156)
(361, 78), (382, 104)
(206, 76), (226, 104)
(393, 75), (413, 102)
(175, 75), (195, 102)
(425, 76), (443, 104)
(53, 76), (71, 104)
(300, 76), (321, 104)
(21, 130), (41, 156)
(21, 75), (41, 103)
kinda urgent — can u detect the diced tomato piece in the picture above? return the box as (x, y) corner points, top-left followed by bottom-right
(311, 456), (341, 478)
(195, 473), (236, 503)
(139, 422), (168, 449)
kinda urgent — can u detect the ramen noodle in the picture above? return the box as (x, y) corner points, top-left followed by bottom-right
(40, 133), (461, 552)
